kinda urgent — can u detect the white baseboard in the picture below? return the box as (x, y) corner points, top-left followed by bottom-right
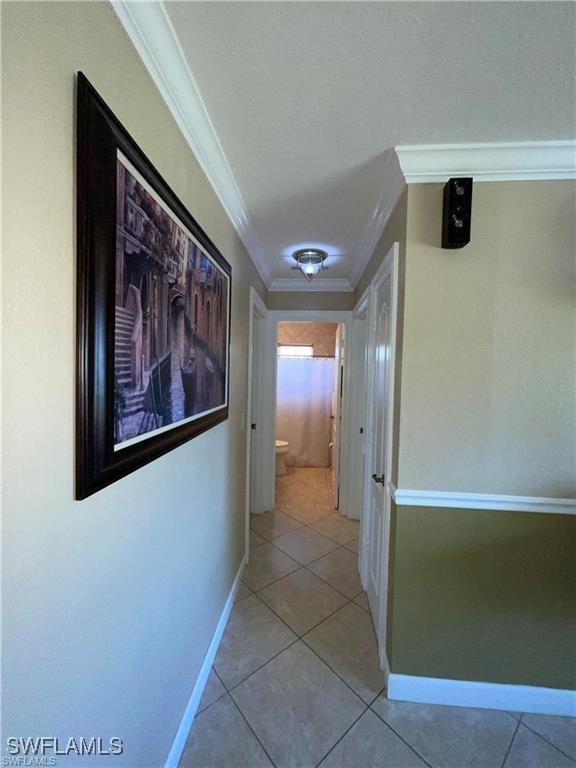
(164, 554), (247, 768)
(387, 673), (576, 717)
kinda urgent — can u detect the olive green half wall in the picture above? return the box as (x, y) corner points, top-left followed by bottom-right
(387, 504), (576, 690)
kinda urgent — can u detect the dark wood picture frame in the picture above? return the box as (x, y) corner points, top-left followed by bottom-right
(76, 73), (231, 499)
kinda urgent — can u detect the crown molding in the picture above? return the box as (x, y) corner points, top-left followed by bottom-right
(108, 5), (576, 292)
(268, 277), (354, 293)
(350, 151), (406, 289)
(111, 0), (271, 286)
(395, 140), (576, 184)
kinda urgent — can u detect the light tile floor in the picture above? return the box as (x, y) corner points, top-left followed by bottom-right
(180, 468), (576, 768)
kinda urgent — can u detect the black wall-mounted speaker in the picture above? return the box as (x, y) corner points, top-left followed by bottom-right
(442, 177), (473, 249)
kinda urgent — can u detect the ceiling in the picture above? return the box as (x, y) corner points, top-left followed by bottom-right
(117, 1), (576, 291)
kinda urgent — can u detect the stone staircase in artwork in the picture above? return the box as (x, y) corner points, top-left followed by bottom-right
(115, 306), (144, 417)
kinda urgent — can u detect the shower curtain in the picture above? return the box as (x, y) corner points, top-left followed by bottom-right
(276, 357), (335, 467)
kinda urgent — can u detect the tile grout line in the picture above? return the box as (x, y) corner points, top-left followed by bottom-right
(231, 475), (566, 768)
(247, 491), (364, 618)
(231, 473), (372, 761)
(369, 705), (434, 768)
(253, 499), (358, 542)
(195, 688), (228, 718)
(312, 704), (370, 768)
(226, 636), (302, 696)
(249, 481), (363, 587)
(245, 583), (380, 710)
(223, 595), (370, 711)
(254, 586), (357, 643)
(211, 665), (228, 692)
(251, 518), (339, 550)
(251, 589), (314, 638)
(500, 714), (522, 768)
(303, 640), (383, 711)
(242, 562), (301, 593)
(302, 562), (363, 601)
(245, 539), (362, 601)
(284, 514), (359, 547)
(516, 719), (576, 764)
(228, 693), (279, 768)
(196, 471), (368, 763)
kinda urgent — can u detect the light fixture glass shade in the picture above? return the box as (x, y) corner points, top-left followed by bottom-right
(303, 262), (320, 281)
(292, 249), (327, 283)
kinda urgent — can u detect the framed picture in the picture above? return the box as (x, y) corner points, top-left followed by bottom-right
(76, 73), (231, 499)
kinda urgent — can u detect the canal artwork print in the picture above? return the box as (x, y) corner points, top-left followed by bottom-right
(76, 73), (231, 499)
(114, 154), (229, 449)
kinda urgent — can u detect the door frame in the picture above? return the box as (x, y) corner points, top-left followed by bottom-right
(251, 309), (353, 516)
(357, 242), (401, 675)
(347, 289), (370, 528)
(331, 323), (345, 507)
(245, 287), (268, 557)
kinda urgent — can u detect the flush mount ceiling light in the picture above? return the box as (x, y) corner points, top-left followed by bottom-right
(291, 248), (328, 283)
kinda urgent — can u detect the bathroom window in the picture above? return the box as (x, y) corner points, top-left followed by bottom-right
(277, 344), (314, 358)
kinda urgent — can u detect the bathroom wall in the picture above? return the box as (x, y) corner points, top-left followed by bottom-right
(276, 323), (338, 468)
(277, 322), (338, 357)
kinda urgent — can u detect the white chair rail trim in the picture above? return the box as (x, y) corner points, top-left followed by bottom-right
(389, 483), (576, 515)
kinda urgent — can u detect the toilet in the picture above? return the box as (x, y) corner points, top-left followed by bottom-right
(275, 440), (290, 475)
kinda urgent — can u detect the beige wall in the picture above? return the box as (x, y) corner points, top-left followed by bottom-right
(266, 291), (355, 311)
(2, 3), (265, 765)
(277, 322), (338, 357)
(399, 181), (576, 497)
(388, 504), (576, 689)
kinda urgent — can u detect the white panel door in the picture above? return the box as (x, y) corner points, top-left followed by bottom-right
(366, 273), (392, 631)
(249, 310), (264, 514)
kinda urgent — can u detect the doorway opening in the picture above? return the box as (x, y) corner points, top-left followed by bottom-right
(244, 264), (400, 680)
(275, 322), (342, 513)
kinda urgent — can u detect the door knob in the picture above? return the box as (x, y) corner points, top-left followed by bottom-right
(372, 473), (385, 485)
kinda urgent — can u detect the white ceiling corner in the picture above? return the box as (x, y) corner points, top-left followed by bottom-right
(395, 141), (576, 184)
(113, 2), (575, 293)
(349, 152), (406, 289)
(113, 0), (386, 294)
(111, 0), (271, 286)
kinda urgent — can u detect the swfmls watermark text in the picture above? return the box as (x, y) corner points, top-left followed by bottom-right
(3, 738), (123, 765)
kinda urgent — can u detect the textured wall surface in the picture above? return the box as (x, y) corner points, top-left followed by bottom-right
(277, 322), (338, 357)
(2, 3), (265, 765)
(399, 181), (576, 497)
